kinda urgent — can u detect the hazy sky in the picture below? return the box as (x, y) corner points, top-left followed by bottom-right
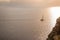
(0, 0), (59, 8)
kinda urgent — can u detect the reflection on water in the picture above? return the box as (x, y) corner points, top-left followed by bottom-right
(48, 7), (60, 28)
(0, 2), (52, 40)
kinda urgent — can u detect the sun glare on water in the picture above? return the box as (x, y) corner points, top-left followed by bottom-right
(48, 7), (60, 27)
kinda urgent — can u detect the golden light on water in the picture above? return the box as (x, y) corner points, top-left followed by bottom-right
(48, 7), (60, 27)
